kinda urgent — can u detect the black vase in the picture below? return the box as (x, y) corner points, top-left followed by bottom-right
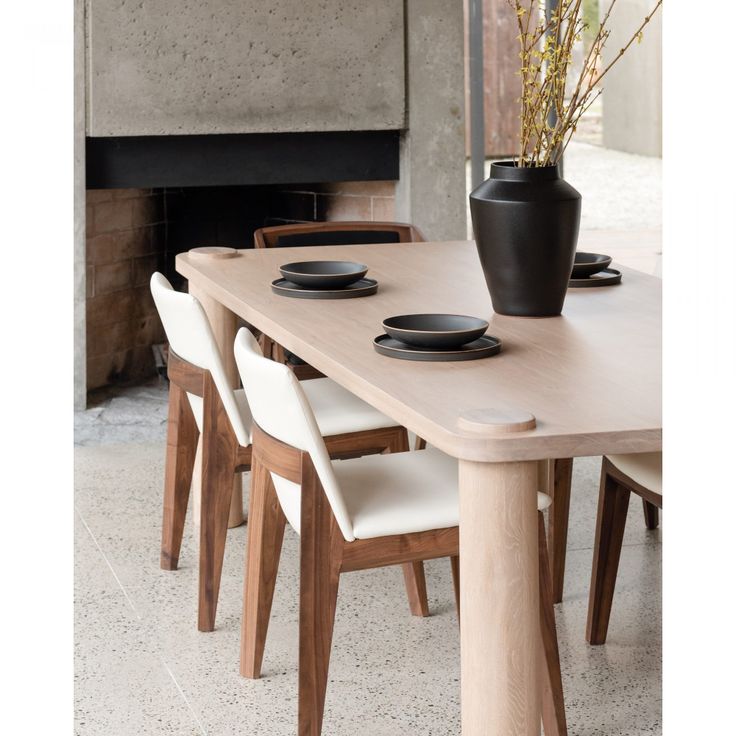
(469, 161), (581, 317)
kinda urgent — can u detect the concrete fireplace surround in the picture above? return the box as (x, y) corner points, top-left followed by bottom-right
(86, 1), (404, 136)
(74, 0), (466, 407)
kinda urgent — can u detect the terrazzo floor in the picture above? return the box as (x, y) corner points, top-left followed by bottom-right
(75, 388), (661, 735)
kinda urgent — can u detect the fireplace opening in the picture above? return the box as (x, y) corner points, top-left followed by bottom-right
(85, 180), (398, 393)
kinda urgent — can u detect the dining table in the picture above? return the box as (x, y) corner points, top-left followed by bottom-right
(176, 238), (662, 736)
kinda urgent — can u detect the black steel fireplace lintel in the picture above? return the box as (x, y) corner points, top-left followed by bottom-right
(85, 130), (400, 189)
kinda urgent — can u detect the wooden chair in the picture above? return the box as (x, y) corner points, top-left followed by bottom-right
(254, 220), (424, 249)
(254, 221), (425, 380)
(548, 456), (660, 604)
(233, 328), (568, 736)
(150, 273), (429, 632)
(587, 452), (662, 645)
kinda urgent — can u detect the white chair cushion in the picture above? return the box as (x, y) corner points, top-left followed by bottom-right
(606, 452), (662, 495)
(301, 378), (399, 436)
(186, 378), (396, 445)
(272, 447), (551, 540)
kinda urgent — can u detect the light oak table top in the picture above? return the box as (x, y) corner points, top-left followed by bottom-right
(177, 240), (661, 463)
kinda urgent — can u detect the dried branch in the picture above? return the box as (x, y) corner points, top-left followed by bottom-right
(504, 0), (663, 166)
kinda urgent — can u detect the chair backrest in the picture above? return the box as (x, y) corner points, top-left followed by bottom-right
(150, 273), (251, 446)
(233, 327), (355, 542)
(253, 220), (425, 249)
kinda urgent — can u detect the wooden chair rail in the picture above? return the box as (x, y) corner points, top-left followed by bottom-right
(341, 527), (459, 573)
(167, 350), (206, 396)
(251, 424), (303, 483)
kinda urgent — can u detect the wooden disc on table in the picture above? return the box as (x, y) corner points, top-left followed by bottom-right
(189, 246), (239, 260)
(458, 408), (537, 435)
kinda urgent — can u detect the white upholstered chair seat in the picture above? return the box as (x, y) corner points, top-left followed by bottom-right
(301, 379), (400, 436)
(273, 447), (551, 540)
(187, 379), (398, 443)
(606, 452), (662, 494)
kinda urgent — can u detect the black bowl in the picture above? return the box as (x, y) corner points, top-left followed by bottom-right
(571, 252), (612, 278)
(382, 314), (489, 350)
(279, 260), (368, 289)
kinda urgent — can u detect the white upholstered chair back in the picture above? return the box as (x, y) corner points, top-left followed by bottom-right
(233, 328), (355, 541)
(150, 273), (251, 446)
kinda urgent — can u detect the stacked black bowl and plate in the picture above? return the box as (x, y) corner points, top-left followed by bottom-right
(272, 260), (377, 298)
(568, 252), (621, 287)
(374, 314), (501, 362)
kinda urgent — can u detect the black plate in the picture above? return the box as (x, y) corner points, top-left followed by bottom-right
(271, 278), (378, 299)
(382, 313), (489, 349)
(279, 260), (368, 289)
(568, 268), (622, 288)
(571, 252), (612, 278)
(373, 334), (501, 362)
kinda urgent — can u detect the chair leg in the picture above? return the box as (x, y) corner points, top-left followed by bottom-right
(450, 555), (460, 619)
(415, 436), (427, 450)
(299, 458), (343, 736)
(198, 383), (238, 632)
(642, 499), (659, 530)
(586, 465), (631, 645)
(161, 382), (199, 571)
(387, 428), (431, 617)
(402, 562), (430, 617)
(548, 458), (573, 604)
(240, 455), (286, 679)
(538, 513), (567, 736)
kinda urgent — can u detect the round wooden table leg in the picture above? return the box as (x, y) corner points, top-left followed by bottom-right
(188, 281), (245, 528)
(228, 473), (245, 528)
(459, 459), (541, 736)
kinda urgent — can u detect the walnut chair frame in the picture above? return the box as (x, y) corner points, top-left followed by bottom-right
(240, 422), (568, 736)
(586, 456), (662, 645)
(253, 220), (425, 249)
(546, 457), (660, 605)
(162, 350), (424, 632)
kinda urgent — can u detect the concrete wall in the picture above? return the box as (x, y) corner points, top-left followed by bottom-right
(601, 0), (662, 157)
(75, 0), (86, 409)
(396, 0), (467, 240)
(87, 0), (405, 136)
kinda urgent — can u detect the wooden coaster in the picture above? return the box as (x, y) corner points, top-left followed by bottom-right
(189, 246), (239, 260)
(458, 408), (536, 435)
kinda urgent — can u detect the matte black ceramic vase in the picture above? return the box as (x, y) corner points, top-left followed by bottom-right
(469, 161), (581, 317)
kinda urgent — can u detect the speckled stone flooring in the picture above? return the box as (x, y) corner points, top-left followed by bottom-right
(75, 425), (661, 735)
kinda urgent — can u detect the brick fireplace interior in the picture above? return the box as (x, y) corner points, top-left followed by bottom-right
(84, 180), (397, 392)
